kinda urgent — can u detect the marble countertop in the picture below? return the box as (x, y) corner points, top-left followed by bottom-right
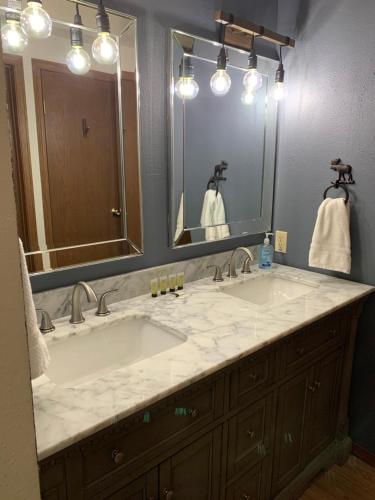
(32, 265), (373, 460)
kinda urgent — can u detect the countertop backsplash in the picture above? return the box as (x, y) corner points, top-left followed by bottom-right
(33, 246), (259, 320)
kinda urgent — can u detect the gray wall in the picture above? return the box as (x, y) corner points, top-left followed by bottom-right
(275, 0), (375, 454)
(31, 0), (278, 292)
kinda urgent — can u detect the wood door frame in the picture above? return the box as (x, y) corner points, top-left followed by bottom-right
(32, 59), (121, 268)
(3, 54), (42, 271)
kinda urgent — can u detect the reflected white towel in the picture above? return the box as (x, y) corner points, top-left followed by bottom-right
(19, 239), (50, 379)
(309, 198), (351, 274)
(174, 193), (184, 242)
(200, 190), (230, 241)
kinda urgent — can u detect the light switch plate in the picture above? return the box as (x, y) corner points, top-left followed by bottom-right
(275, 230), (288, 253)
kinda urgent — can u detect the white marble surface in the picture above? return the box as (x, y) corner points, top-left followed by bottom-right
(33, 246), (258, 320)
(32, 264), (373, 460)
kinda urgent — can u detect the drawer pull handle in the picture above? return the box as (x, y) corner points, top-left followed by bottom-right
(249, 373), (259, 382)
(163, 488), (174, 499)
(189, 408), (199, 418)
(246, 430), (256, 439)
(111, 449), (125, 465)
(296, 347), (305, 356)
(175, 408), (199, 417)
(243, 494), (252, 500)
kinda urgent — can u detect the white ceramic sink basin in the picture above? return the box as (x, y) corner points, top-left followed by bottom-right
(45, 317), (186, 387)
(222, 274), (316, 307)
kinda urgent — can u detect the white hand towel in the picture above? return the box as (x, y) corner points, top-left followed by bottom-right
(200, 190), (230, 241)
(309, 198), (351, 274)
(19, 239), (50, 379)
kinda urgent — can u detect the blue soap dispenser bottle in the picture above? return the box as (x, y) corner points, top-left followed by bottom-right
(259, 232), (274, 269)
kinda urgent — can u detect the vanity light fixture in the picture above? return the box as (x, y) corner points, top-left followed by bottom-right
(92, 0), (119, 65)
(1, 1), (28, 53)
(243, 37), (263, 92)
(272, 46), (287, 102)
(210, 44), (231, 96)
(175, 56), (199, 100)
(20, 0), (52, 39)
(66, 4), (91, 76)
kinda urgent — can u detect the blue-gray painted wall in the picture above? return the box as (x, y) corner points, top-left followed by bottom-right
(31, 0), (278, 292)
(275, 0), (375, 454)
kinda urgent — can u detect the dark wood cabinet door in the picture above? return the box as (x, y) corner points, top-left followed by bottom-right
(159, 429), (222, 500)
(103, 468), (158, 500)
(305, 349), (343, 462)
(271, 367), (314, 496)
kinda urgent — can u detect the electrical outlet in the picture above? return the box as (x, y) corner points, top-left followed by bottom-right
(275, 230), (288, 253)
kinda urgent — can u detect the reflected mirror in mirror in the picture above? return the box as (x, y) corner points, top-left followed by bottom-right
(169, 30), (278, 247)
(0, 0), (142, 273)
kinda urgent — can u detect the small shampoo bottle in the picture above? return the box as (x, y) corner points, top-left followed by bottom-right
(259, 232), (274, 270)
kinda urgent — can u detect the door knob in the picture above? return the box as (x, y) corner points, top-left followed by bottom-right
(163, 489), (174, 499)
(111, 208), (122, 216)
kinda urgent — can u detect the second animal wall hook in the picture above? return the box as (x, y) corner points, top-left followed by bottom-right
(330, 158), (355, 184)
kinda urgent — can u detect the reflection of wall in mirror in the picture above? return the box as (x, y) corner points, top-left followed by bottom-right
(1, 8), (137, 270)
(182, 58), (267, 236)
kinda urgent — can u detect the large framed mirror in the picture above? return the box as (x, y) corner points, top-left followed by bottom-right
(169, 29), (279, 247)
(0, 0), (142, 273)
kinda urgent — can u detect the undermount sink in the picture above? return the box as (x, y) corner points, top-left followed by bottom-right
(45, 317), (186, 387)
(222, 274), (317, 308)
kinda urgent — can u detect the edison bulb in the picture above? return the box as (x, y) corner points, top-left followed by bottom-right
(241, 90), (255, 106)
(243, 68), (263, 92)
(1, 20), (28, 53)
(175, 77), (199, 100)
(210, 69), (231, 96)
(273, 81), (287, 101)
(21, 1), (52, 39)
(66, 46), (91, 75)
(92, 32), (118, 65)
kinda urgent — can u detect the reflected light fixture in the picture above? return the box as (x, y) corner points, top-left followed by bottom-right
(243, 37), (263, 92)
(175, 56), (199, 100)
(92, 0), (119, 65)
(66, 4), (91, 75)
(21, 0), (52, 39)
(241, 89), (255, 106)
(210, 45), (231, 96)
(1, 1), (28, 53)
(273, 46), (287, 101)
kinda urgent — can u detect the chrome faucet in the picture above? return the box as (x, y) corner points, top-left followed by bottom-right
(70, 282), (97, 324)
(228, 247), (255, 278)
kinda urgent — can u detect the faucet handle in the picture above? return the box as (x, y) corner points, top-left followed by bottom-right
(36, 309), (55, 334)
(96, 289), (119, 316)
(207, 265), (224, 282)
(241, 257), (252, 274)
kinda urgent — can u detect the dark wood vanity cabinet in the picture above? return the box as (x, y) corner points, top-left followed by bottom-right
(39, 302), (365, 500)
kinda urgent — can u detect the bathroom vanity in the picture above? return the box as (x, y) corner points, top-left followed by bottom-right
(34, 265), (373, 500)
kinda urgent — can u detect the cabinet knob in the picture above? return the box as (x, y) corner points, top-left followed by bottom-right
(296, 347), (305, 356)
(249, 373), (259, 382)
(163, 488), (174, 499)
(246, 429), (255, 439)
(329, 328), (338, 336)
(308, 383), (316, 392)
(111, 208), (122, 217)
(314, 380), (321, 390)
(111, 448), (125, 465)
(243, 494), (252, 500)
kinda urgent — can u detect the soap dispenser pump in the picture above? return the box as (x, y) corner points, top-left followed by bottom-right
(259, 232), (274, 269)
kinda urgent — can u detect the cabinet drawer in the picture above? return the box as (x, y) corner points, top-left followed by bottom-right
(226, 459), (270, 500)
(82, 382), (218, 485)
(285, 314), (345, 373)
(227, 395), (273, 478)
(230, 350), (275, 409)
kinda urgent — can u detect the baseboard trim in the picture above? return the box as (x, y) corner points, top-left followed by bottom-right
(352, 443), (375, 468)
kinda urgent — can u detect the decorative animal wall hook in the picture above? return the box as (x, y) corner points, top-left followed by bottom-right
(330, 158), (354, 184)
